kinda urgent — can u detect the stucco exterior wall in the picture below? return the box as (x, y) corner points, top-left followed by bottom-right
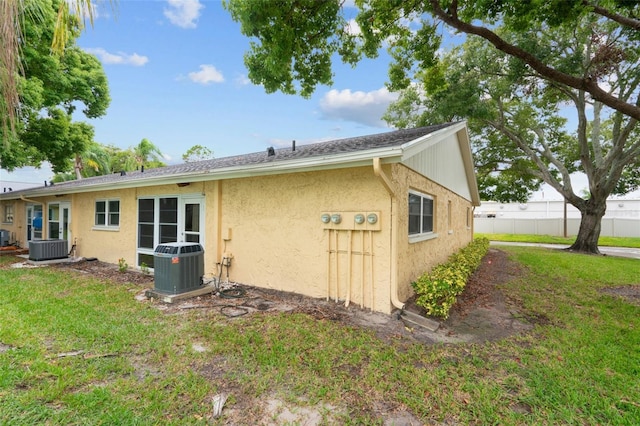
(72, 188), (138, 265)
(2, 161), (474, 316)
(220, 167), (394, 313)
(391, 164), (474, 302)
(71, 182), (220, 272)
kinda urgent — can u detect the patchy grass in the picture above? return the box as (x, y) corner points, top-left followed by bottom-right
(1, 250), (639, 424)
(476, 233), (640, 248)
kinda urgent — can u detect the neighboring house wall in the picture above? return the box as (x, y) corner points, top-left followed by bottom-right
(393, 164), (474, 302)
(1, 196), (68, 247)
(71, 183), (220, 271)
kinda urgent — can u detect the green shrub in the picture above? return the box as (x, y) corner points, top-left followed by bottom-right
(412, 237), (490, 319)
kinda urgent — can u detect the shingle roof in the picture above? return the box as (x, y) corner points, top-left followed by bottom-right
(1, 122), (458, 197)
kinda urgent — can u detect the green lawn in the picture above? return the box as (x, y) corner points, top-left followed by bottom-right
(476, 233), (640, 248)
(0, 249), (639, 424)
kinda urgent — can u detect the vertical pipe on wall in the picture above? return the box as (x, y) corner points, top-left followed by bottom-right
(216, 181), (223, 264)
(345, 230), (352, 307)
(369, 230), (374, 311)
(334, 229), (339, 303)
(326, 229), (331, 301)
(360, 230), (365, 308)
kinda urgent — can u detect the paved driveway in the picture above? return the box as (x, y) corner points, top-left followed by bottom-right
(489, 241), (640, 260)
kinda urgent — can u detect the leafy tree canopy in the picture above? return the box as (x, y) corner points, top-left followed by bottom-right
(52, 138), (167, 182)
(383, 18), (640, 253)
(0, 0), (110, 173)
(225, 0), (640, 253)
(224, 0), (639, 119)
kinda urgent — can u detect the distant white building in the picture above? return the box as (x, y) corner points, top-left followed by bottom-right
(476, 199), (640, 220)
(474, 199), (640, 238)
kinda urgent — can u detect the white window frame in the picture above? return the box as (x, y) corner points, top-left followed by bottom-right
(408, 190), (437, 243)
(93, 199), (120, 230)
(2, 204), (13, 224)
(135, 194), (205, 269)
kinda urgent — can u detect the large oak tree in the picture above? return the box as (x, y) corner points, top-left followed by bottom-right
(384, 27), (639, 253)
(225, 0), (640, 254)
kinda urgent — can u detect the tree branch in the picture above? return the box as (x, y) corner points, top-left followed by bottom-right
(486, 119), (575, 198)
(585, 1), (640, 31)
(591, 101), (604, 166)
(427, 0), (640, 121)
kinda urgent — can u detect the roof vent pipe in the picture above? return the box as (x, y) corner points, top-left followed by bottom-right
(267, 147), (275, 156)
(44, 181), (48, 187)
(292, 140), (296, 151)
(120, 171), (126, 176)
(141, 165), (145, 173)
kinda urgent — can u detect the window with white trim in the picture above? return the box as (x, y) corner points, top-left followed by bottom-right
(408, 191), (434, 236)
(137, 196), (178, 268)
(3, 204), (13, 224)
(95, 199), (120, 227)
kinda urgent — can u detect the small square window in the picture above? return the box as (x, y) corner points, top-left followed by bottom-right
(95, 199), (120, 228)
(3, 204), (14, 224)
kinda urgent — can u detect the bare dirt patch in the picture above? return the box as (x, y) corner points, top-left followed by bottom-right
(600, 285), (640, 306)
(48, 249), (532, 345)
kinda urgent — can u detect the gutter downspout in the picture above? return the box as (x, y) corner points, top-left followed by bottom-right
(20, 195), (43, 205)
(372, 158), (405, 312)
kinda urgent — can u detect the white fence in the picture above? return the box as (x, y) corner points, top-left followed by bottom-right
(475, 217), (640, 238)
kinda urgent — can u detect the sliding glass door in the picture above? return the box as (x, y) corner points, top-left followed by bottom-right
(136, 195), (204, 268)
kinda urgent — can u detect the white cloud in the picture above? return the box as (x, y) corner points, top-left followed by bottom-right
(188, 65), (224, 85)
(85, 48), (149, 66)
(319, 87), (399, 127)
(164, 0), (204, 29)
(345, 19), (361, 36)
(234, 74), (251, 86)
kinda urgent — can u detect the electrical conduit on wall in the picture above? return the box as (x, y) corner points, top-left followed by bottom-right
(324, 220), (375, 309)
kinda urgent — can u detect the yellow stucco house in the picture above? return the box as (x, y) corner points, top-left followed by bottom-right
(0, 122), (480, 314)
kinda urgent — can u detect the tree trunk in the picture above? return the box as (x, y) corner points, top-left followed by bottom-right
(567, 199), (607, 254)
(74, 154), (83, 180)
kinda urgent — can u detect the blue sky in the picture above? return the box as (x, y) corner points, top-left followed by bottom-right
(2, 1), (636, 200)
(3, 0), (404, 187)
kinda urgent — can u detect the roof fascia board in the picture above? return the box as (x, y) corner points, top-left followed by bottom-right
(3, 148), (406, 198)
(399, 121), (467, 161)
(456, 125), (481, 206)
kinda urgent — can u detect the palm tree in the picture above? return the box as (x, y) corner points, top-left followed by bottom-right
(73, 141), (111, 179)
(0, 0), (22, 141)
(133, 138), (165, 169)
